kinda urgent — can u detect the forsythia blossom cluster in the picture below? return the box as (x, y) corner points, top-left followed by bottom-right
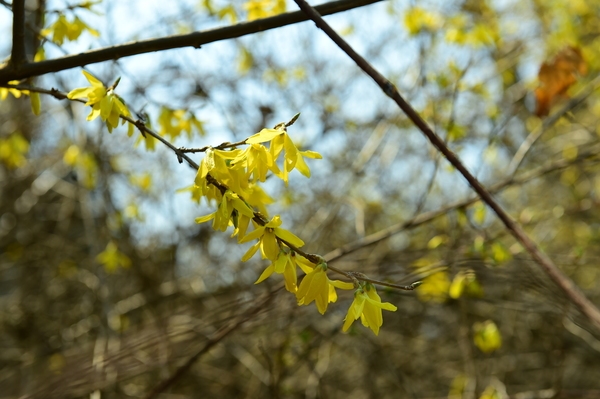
(68, 71), (132, 133)
(343, 282), (398, 336)
(193, 123), (399, 335)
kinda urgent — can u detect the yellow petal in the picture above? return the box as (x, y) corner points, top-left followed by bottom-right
(273, 252), (287, 273)
(99, 95), (112, 121)
(378, 302), (398, 311)
(265, 215), (283, 228)
(283, 260), (298, 293)
(242, 241), (261, 262)
(67, 87), (92, 100)
(274, 227), (304, 247)
(328, 283), (338, 303)
(300, 150), (322, 159)
(342, 295), (365, 332)
(283, 134), (298, 171)
(246, 128), (283, 144)
(87, 104), (101, 121)
(231, 196), (255, 218)
(260, 230), (279, 260)
(108, 108), (120, 129)
(308, 270), (328, 314)
(30, 91), (41, 115)
(235, 214), (251, 242)
(255, 264), (275, 284)
(82, 70), (104, 87)
(238, 226), (265, 243)
(295, 255), (314, 274)
(270, 134), (285, 159)
(362, 302), (382, 332)
(295, 155), (311, 177)
(195, 212), (216, 224)
(296, 271), (315, 302)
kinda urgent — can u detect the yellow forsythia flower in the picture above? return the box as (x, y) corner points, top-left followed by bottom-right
(239, 215), (304, 261)
(0, 81), (26, 100)
(255, 249), (297, 292)
(296, 262), (353, 315)
(343, 283), (397, 336)
(96, 241), (131, 272)
(243, 0), (285, 21)
(473, 320), (502, 353)
(195, 190), (255, 232)
(68, 71), (130, 132)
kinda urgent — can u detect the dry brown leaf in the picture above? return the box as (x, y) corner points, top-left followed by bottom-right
(534, 46), (587, 117)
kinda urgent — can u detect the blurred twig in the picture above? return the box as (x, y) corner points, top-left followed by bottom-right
(293, 0), (600, 330)
(507, 74), (600, 176)
(142, 289), (278, 399)
(324, 140), (600, 264)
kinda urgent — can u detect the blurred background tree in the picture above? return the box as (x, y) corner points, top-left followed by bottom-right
(2, 0), (600, 398)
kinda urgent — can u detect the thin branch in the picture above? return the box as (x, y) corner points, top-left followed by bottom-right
(179, 138), (249, 154)
(294, 0), (600, 330)
(0, 0), (383, 83)
(10, 0), (27, 67)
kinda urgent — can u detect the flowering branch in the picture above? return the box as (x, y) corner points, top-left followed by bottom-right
(3, 79), (416, 335)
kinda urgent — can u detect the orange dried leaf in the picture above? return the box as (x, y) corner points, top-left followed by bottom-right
(534, 46), (587, 117)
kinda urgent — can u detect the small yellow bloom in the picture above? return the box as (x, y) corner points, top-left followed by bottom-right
(296, 262), (354, 314)
(195, 190), (254, 232)
(240, 215), (304, 261)
(243, 0), (286, 21)
(296, 263), (329, 314)
(271, 133), (322, 182)
(0, 81), (27, 100)
(96, 241), (131, 272)
(231, 143), (280, 182)
(343, 283), (397, 335)
(68, 71), (130, 132)
(68, 70), (106, 105)
(473, 320), (502, 353)
(255, 249), (297, 293)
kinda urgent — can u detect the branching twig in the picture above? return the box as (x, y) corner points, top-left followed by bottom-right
(179, 139), (248, 154)
(0, 0), (383, 83)
(142, 289), (278, 399)
(507, 74), (600, 176)
(293, 0), (600, 330)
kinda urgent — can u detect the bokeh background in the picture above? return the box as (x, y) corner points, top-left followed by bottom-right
(2, 0), (600, 397)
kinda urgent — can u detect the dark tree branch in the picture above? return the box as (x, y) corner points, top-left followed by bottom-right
(0, 0), (383, 83)
(10, 0), (27, 67)
(293, 0), (600, 330)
